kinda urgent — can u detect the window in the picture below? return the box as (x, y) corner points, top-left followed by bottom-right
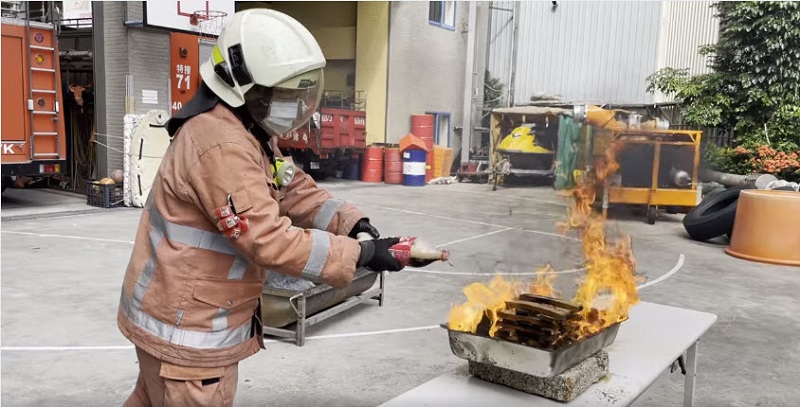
(428, 1), (455, 30)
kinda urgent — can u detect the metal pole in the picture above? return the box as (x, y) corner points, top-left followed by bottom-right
(683, 341), (698, 407)
(508, 1), (520, 107)
(461, 1), (478, 165)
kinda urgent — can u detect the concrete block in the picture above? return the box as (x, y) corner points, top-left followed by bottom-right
(468, 350), (609, 402)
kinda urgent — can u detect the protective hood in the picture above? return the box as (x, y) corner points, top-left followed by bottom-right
(166, 82), (222, 137)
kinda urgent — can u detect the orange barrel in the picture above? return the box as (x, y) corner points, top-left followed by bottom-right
(384, 148), (403, 184)
(361, 146), (384, 183)
(411, 115), (435, 182)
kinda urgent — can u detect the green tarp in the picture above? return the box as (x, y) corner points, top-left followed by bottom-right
(554, 116), (583, 190)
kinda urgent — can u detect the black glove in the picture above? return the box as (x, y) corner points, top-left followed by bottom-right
(357, 237), (403, 272)
(349, 218), (380, 239)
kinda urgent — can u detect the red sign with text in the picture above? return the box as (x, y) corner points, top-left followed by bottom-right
(170, 32), (200, 114)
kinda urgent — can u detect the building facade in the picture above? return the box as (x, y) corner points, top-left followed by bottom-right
(487, 1), (721, 106)
(91, 1), (484, 176)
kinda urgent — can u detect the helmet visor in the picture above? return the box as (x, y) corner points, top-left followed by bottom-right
(245, 69), (324, 136)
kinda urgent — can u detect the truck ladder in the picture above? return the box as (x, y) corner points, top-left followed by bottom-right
(24, 1), (61, 160)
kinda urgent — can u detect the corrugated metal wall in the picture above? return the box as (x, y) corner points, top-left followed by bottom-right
(94, 2), (171, 176)
(487, 1), (719, 106)
(128, 29), (171, 115)
(385, 1), (468, 146)
(93, 1), (128, 176)
(489, 1), (662, 105)
(654, 1), (720, 102)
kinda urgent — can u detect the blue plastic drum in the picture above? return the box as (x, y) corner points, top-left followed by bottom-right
(402, 149), (427, 186)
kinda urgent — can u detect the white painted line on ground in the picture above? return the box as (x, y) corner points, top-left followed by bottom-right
(41, 211), (131, 220)
(442, 189), (566, 205)
(358, 203), (580, 241)
(405, 253), (686, 286)
(435, 228), (513, 248)
(518, 228), (576, 240)
(405, 267), (584, 276)
(0, 230), (134, 244)
(0, 326), (440, 352)
(637, 254), (686, 290)
(304, 325), (440, 340)
(1, 345), (135, 351)
(1, 256), (684, 353)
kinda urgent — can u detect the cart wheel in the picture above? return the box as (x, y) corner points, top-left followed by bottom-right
(646, 206), (657, 225)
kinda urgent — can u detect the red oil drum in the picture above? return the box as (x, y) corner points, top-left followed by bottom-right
(384, 148), (403, 184)
(411, 115), (435, 182)
(361, 146), (384, 183)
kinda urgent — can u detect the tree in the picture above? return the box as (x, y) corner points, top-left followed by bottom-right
(647, 2), (800, 148)
(483, 70), (505, 129)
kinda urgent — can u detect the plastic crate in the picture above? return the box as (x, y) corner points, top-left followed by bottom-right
(86, 180), (124, 208)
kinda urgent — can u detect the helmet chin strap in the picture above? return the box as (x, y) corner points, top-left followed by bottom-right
(235, 105), (293, 190)
(236, 106), (277, 163)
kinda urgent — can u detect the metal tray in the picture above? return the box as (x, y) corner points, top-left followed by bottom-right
(261, 269), (379, 328)
(442, 321), (622, 378)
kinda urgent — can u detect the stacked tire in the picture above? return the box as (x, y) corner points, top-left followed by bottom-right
(682, 186), (754, 241)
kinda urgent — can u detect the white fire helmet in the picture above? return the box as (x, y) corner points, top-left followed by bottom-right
(200, 9), (326, 136)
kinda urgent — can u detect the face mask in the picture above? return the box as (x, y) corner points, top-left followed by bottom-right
(266, 100), (300, 134)
(244, 76), (322, 136)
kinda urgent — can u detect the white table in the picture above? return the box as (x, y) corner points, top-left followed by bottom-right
(379, 302), (717, 407)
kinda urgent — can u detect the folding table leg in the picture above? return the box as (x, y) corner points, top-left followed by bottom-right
(683, 340), (698, 407)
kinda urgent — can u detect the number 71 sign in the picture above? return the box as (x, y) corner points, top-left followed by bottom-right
(170, 32), (200, 113)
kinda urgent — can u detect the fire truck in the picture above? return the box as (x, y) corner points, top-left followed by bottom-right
(1, 2), (67, 193)
(278, 91), (367, 179)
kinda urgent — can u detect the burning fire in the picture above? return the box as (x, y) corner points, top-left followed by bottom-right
(447, 140), (640, 342)
(448, 275), (522, 337)
(528, 264), (560, 298)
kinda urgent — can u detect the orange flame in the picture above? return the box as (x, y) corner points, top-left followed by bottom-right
(529, 264), (560, 298)
(447, 140), (639, 342)
(566, 141), (639, 339)
(448, 275), (522, 336)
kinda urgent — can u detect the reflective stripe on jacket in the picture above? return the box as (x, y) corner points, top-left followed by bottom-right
(118, 104), (364, 368)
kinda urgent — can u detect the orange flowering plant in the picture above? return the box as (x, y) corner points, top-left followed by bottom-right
(712, 142), (800, 182)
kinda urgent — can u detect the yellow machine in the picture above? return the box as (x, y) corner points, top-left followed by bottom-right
(496, 125), (553, 154)
(489, 106), (569, 190)
(593, 128), (703, 224)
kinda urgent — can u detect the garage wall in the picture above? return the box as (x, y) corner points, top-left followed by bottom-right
(93, 1), (128, 177)
(385, 2), (468, 147)
(356, 1), (389, 144)
(93, 2), (171, 177)
(238, 1), (357, 61)
(128, 29), (171, 115)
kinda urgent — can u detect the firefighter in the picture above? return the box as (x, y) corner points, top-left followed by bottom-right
(119, 9), (404, 407)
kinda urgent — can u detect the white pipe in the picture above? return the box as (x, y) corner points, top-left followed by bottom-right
(461, 1), (478, 164)
(508, 1), (520, 107)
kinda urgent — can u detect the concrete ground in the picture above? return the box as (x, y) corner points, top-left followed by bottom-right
(1, 182), (798, 407)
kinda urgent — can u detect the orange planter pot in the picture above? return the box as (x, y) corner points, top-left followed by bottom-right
(726, 189), (800, 266)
